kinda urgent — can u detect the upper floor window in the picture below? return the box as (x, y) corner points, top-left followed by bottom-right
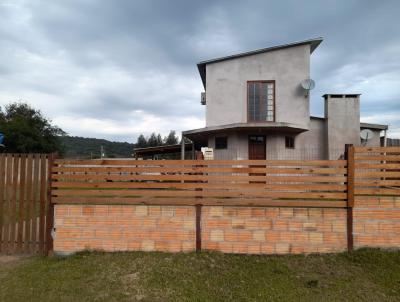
(247, 81), (275, 122)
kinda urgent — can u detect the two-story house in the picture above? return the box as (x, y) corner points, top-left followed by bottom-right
(182, 38), (388, 160)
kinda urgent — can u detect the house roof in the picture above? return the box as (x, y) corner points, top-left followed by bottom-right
(197, 37), (323, 88)
(183, 122), (308, 146)
(310, 116), (388, 130)
(133, 143), (193, 158)
(323, 94), (361, 99)
(360, 122), (388, 130)
(183, 122), (308, 135)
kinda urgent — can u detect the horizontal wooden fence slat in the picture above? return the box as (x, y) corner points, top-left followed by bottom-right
(354, 155), (400, 161)
(355, 171), (400, 178)
(353, 146), (400, 198)
(52, 166), (347, 174)
(353, 146), (400, 153)
(52, 181), (347, 191)
(54, 159), (347, 167)
(355, 188), (400, 195)
(52, 197), (347, 208)
(355, 180), (400, 186)
(52, 173), (347, 183)
(51, 159), (348, 208)
(355, 163), (400, 169)
(52, 188), (346, 199)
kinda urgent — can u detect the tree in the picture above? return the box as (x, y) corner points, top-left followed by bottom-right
(164, 130), (178, 145)
(147, 133), (159, 147)
(156, 134), (163, 146)
(180, 136), (192, 144)
(136, 134), (147, 148)
(0, 102), (65, 153)
(136, 131), (177, 149)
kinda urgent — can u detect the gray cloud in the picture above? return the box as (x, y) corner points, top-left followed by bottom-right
(0, 0), (399, 141)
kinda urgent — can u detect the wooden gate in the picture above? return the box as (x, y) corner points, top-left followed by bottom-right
(0, 154), (54, 255)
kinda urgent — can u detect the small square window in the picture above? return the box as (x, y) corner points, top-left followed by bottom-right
(215, 136), (228, 149)
(285, 136), (295, 149)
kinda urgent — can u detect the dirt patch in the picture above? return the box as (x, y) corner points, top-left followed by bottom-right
(0, 255), (30, 269)
(0, 255), (21, 264)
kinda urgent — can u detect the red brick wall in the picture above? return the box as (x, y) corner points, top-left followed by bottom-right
(54, 205), (196, 254)
(54, 199), (400, 255)
(54, 204), (348, 255)
(202, 206), (347, 254)
(354, 196), (400, 248)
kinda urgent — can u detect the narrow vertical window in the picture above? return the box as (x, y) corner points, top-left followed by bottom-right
(248, 81), (275, 122)
(285, 136), (295, 149)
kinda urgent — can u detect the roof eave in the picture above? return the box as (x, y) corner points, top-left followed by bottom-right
(360, 122), (388, 130)
(197, 37), (323, 89)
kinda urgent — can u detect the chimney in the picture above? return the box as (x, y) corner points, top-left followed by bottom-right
(323, 94), (360, 159)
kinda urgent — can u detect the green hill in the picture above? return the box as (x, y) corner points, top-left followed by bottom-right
(60, 136), (135, 159)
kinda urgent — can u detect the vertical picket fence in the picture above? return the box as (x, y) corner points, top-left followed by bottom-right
(0, 154), (54, 255)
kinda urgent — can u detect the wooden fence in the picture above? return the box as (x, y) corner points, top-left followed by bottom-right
(0, 154), (54, 255)
(52, 159), (348, 208)
(1, 147), (398, 255)
(354, 146), (400, 197)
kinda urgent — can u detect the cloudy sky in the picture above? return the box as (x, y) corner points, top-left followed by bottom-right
(0, 0), (399, 142)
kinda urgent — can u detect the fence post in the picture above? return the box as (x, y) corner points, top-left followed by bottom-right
(195, 154), (204, 252)
(45, 153), (56, 255)
(345, 144), (354, 252)
(195, 204), (202, 252)
(0, 154), (5, 253)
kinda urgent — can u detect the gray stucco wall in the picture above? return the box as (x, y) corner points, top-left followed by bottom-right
(208, 133), (245, 160)
(207, 118), (325, 160)
(325, 96), (361, 159)
(207, 119), (381, 160)
(205, 44), (310, 129)
(295, 118), (326, 159)
(263, 119), (326, 160)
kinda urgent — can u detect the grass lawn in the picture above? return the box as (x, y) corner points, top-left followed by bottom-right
(0, 249), (400, 302)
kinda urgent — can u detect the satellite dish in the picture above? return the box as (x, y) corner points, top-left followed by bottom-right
(360, 129), (374, 142)
(301, 79), (315, 97)
(301, 79), (315, 90)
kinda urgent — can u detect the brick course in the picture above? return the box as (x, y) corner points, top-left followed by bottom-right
(354, 196), (400, 248)
(54, 205), (195, 254)
(54, 197), (400, 255)
(202, 206), (347, 254)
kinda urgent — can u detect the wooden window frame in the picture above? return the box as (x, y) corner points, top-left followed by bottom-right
(247, 80), (276, 123)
